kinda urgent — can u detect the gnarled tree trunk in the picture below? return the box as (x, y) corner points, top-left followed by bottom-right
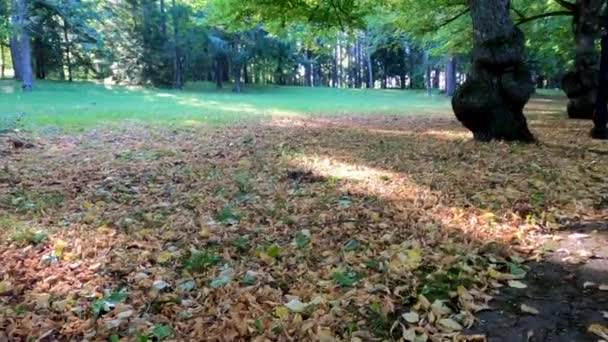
(562, 0), (603, 119)
(592, 27), (608, 139)
(452, 0), (534, 142)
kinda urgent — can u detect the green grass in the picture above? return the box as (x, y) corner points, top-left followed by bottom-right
(0, 80), (452, 131)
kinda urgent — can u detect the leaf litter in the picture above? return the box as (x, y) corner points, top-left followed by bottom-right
(0, 114), (606, 341)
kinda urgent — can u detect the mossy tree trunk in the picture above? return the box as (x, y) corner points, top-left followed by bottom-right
(452, 0), (534, 142)
(562, 0), (603, 119)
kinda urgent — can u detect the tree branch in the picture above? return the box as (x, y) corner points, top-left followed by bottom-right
(516, 11), (573, 26)
(437, 8), (470, 29)
(553, 0), (577, 11)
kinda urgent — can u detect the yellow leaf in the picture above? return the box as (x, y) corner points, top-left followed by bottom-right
(82, 201), (92, 210)
(0, 280), (13, 295)
(157, 251), (173, 264)
(199, 228), (212, 238)
(589, 323), (608, 340)
(54, 240), (68, 258)
(488, 269), (514, 281)
(274, 306), (289, 320)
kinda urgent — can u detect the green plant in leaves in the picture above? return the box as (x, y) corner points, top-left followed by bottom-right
(152, 324), (174, 340)
(216, 206), (241, 225)
(232, 236), (251, 253)
(184, 250), (222, 273)
(295, 231), (311, 249)
(91, 288), (128, 318)
(333, 269), (364, 287)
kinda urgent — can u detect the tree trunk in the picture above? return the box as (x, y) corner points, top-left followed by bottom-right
(63, 20), (73, 82)
(365, 33), (373, 88)
(424, 52), (431, 96)
(243, 63), (249, 84)
(215, 59), (223, 88)
(591, 28), (608, 139)
(432, 68), (440, 89)
(14, 0), (33, 90)
(562, 0), (603, 119)
(233, 63), (241, 93)
(452, 0), (534, 142)
(171, 0), (183, 88)
(400, 73), (406, 89)
(446, 55), (457, 96)
(160, 0), (167, 39)
(9, 33), (22, 81)
(0, 43), (5, 79)
(332, 42), (338, 87)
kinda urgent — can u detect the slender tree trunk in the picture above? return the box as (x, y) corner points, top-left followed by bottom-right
(62, 20), (72, 82)
(592, 28), (608, 139)
(446, 55), (457, 96)
(424, 52), (431, 95)
(400, 73), (406, 89)
(562, 0), (603, 119)
(171, 0), (183, 88)
(332, 42), (338, 87)
(365, 32), (373, 88)
(452, 0), (534, 141)
(337, 35), (342, 88)
(215, 59), (223, 88)
(243, 63), (249, 84)
(233, 63), (241, 93)
(9, 33), (22, 80)
(0, 43), (5, 79)
(14, 0), (33, 90)
(160, 0), (167, 39)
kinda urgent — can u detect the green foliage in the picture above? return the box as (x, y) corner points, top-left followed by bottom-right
(91, 288), (128, 318)
(151, 324), (174, 340)
(184, 250), (221, 273)
(333, 269), (363, 287)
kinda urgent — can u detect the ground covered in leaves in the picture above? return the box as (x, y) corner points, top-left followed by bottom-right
(1, 96), (607, 341)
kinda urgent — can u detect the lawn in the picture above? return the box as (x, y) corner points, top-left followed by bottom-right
(1, 82), (606, 341)
(0, 80), (451, 131)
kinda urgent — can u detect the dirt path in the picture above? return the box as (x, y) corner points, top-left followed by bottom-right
(469, 223), (608, 341)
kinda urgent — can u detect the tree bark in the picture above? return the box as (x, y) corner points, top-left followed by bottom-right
(171, 0), (183, 89)
(591, 28), (608, 139)
(63, 19), (73, 82)
(0, 43), (5, 79)
(160, 0), (167, 39)
(446, 55), (457, 96)
(215, 59), (223, 88)
(14, 0), (33, 90)
(9, 32), (22, 80)
(562, 0), (603, 119)
(366, 34), (373, 88)
(424, 52), (431, 96)
(452, 0), (534, 142)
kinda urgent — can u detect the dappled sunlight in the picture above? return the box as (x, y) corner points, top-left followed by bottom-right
(290, 154), (537, 246)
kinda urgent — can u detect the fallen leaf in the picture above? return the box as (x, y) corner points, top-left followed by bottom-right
(520, 304), (540, 315)
(402, 311), (420, 323)
(589, 323), (608, 340)
(437, 318), (463, 332)
(508, 280), (528, 289)
(285, 299), (307, 313)
(156, 251), (173, 264)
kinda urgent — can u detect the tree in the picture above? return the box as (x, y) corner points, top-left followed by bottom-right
(13, 0), (33, 89)
(445, 55), (456, 96)
(560, 0), (604, 119)
(452, 0), (534, 141)
(592, 23), (608, 139)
